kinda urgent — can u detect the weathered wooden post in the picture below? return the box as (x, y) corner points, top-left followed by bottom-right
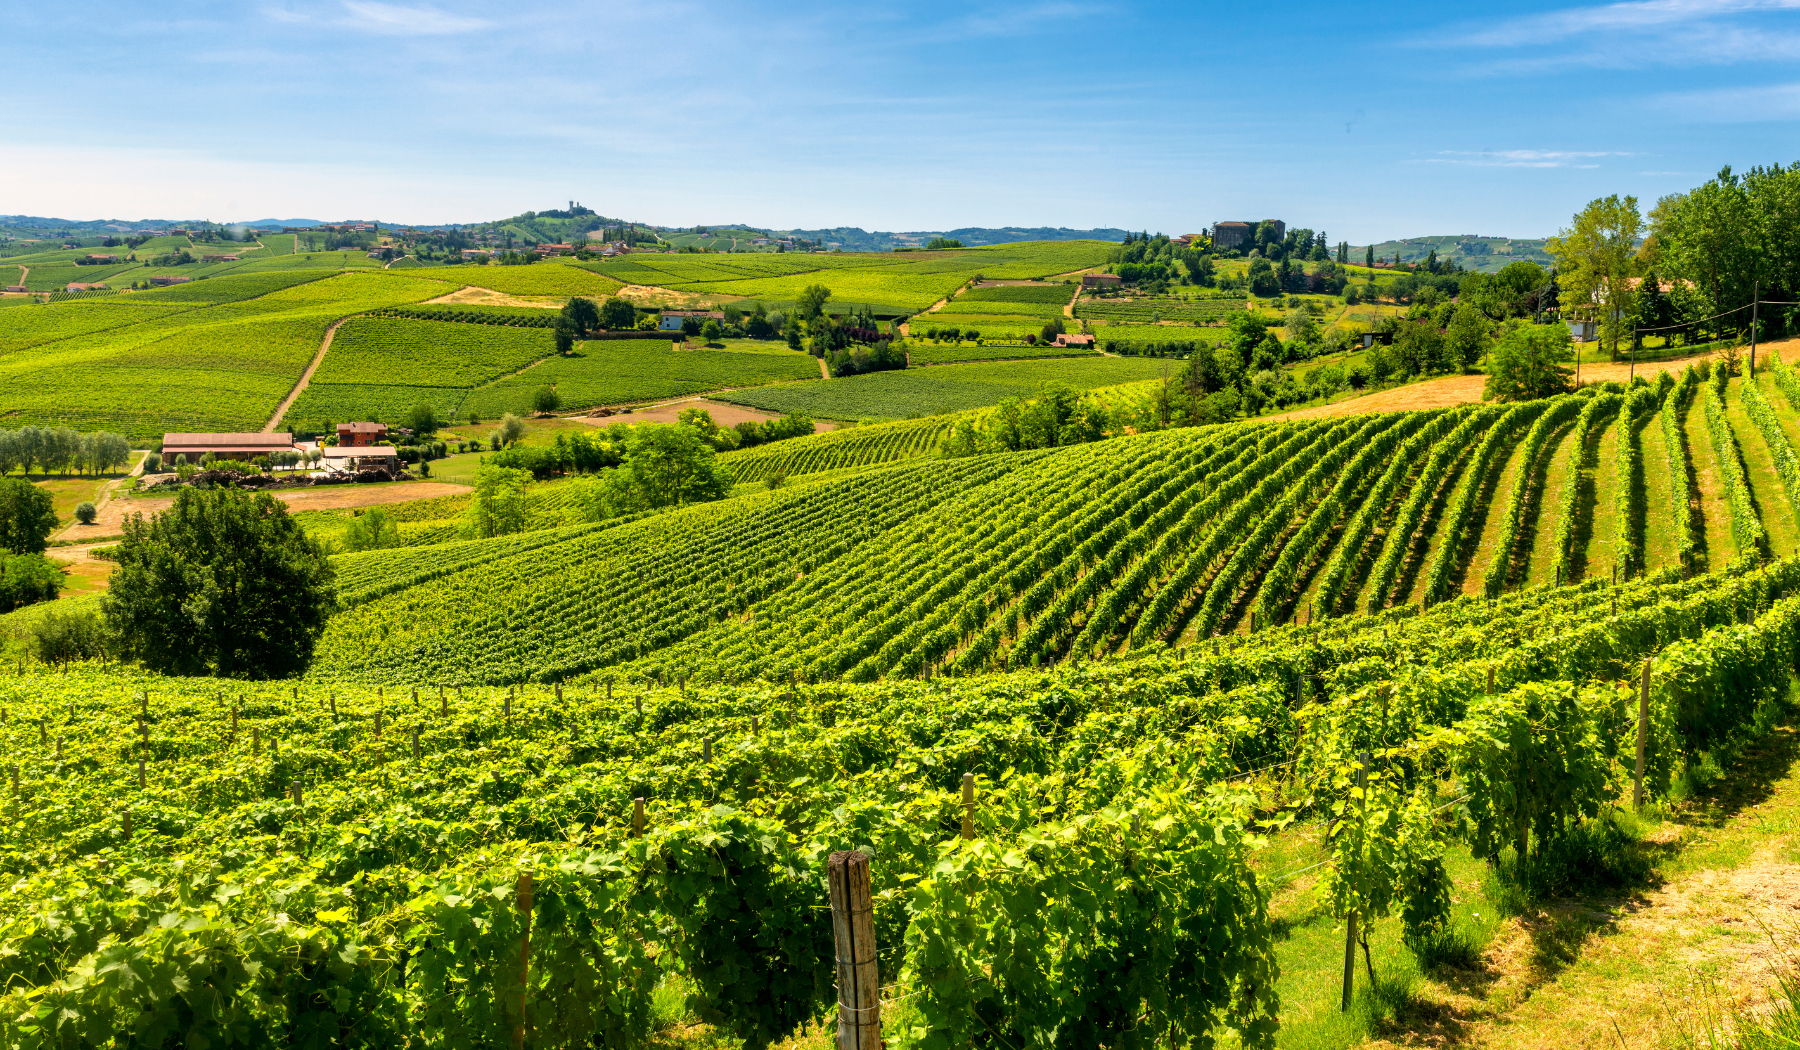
(1342, 751), (1369, 1012)
(513, 872), (535, 1050)
(827, 851), (880, 1050)
(1634, 657), (1652, 809)
(412, 727), (420, 760)
(137, 757), (145, 789)
(632, 797), (644, 837)
(960, 772), (975, 839)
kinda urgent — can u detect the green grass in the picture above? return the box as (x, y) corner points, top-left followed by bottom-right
(714, 357), (1170, 419)
(906, 342), (1096, 365)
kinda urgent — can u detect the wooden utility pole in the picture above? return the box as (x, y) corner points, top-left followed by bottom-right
(961, 772), (975, 839)
(827, 851), (881, 1050)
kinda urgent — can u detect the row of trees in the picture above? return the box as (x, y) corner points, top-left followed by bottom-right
(0, 427), (131, 477)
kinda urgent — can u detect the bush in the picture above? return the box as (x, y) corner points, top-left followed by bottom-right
(0, 479), (57, 555)
(143, 452), (162, 473)
(30, 607), (109, 665)
(74, 501), (97, 525)
(0, 553), (61, 612)
(533, 386), (562, 415)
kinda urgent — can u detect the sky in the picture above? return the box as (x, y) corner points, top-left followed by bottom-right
(2, 0), (1797, 241)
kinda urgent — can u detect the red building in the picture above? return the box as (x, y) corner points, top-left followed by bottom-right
(337, 421), (389, 447)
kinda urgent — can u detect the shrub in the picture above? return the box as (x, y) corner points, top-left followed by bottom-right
(74, 501), (97, 524)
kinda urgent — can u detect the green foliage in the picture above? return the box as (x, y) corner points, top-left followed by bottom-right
(1482, 321), (1574, 402)
(465, 463), (532, 539)
(103, 487), (337, 677)
(344, 507), (401, 552)
(0, 478), (57, 554)
(0, 552), (61, 611)
(313, 317), (554, 389)
(1702, 372), (1769, 565)
(718, 358), (1167, 420)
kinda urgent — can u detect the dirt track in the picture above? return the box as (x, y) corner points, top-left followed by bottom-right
(81, 480), (472, 533)
(1280, 339), (1800, 420)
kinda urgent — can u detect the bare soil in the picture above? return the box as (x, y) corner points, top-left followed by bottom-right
(580, 397), (840, 432)
(423, 287), (561, 308)
(91, 480), (472, 533)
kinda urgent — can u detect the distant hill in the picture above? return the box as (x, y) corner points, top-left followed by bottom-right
(770, 227), (1127, 251)
(1353, 234), (1553, 273)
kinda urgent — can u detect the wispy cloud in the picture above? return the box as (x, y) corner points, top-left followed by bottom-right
(1446, 0), (1800, 47)
(1652, 79), (1800, 119)
(957, 2), (1092, 37)
(1427, 149), (1637, 168)
(266, 1), (490, 35)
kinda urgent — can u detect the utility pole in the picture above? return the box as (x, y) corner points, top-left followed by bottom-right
(1750, 281), (1760, 377)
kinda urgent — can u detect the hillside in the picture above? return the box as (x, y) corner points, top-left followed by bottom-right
(1357, 233), (1554, 272)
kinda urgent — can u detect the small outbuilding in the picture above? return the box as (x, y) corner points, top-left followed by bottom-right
(161, 432), (296, 465)
(322, 445), (400, 472)
(1080, 274), (1122, 291)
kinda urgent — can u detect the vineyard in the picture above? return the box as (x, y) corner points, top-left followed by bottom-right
(1076, 294), (1247, 323)
(718, 416), (952, 483)
(4, 548), (1796, 1046)
(310, 317), (555, 388)
(714, 357), (1166, 420)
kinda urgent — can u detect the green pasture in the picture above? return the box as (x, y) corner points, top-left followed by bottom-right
(714, 356), (1169, 420)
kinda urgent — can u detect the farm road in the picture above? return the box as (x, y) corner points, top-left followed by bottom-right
(264, 317), (351, 431)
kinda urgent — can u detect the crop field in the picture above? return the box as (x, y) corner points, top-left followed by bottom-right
(126, 269), (335, 304)
(583, 240), (1113, 312)
(311, 317), (554, 388)
(912, 312), (1051, 339)
(428, 261), (626, 298)
(11, 340), (1800, 1048)
(22, 261), (139, 291)
(284, 383), (474, 431)
(0, 270), (454, 436)
(719, 415), (951, 482)
(716, 356), (1167, 419)
(905, 341), (1096, 365)
(1076, 295), (1246, 323)
(959, 283), (1075, 304)
(454, 339), (820, 418)
(930, 299), (1066, 318)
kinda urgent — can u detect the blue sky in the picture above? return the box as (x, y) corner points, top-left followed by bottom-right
(2, 0), (1796, 240)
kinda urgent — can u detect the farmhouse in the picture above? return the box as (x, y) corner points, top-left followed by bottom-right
(1080, 274), (1122, 291)
(3, 286), (25, 294)
(322, 445), (400, 472)
(161, 432), (296, 464)
(147, 275), (190, 286)
(200, 254), (240, 263)
(534, 243), (574, 256)
(65, 283), (107, 292)
(85, 254), (120, 263)
(336, 421), (389, 447)
(1054, 333), (1096, 348)
(657, 310), (725, 331)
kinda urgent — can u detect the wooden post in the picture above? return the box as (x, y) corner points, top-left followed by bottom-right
(411, 686), (418, 703)
(329, 697), (338, 718)
(1342, 751), (1369, 1012)
(632, 797), (644, 837)
(505, 694), (512, 719)
(702, 737), (711, 763)
(606, 679), (613, 700)
(293, 686), (298, 700)
(1634, 657), (1652, 809)
(141, 690), (148, 717)
(37, 719), (46, 745)
(412, 727), (420, 760)
(960, 772), (975, 839)
(293, 781), (302, 805)
(634, 696), (642, 717)
(751, 715), (760, 735)
(1486, 665), (1495, 695)
(138, 758), (145, 788)
(121, 809), (131, 838)
(555, 683), (563, 702)
(441, 691), (448, 717)
(375, 710), (382, 737)
(514, 872), (534, 1050)
(828, 851), (880, 1050)
(253, 727), (261, 753)
(9, 764), (16, 798)
(55, 737), (62, 762)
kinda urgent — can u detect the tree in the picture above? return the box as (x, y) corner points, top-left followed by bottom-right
(532, 386), (562, 416)
(1483, 321), (1575, 402)
(1445, 305), (1492, 371)
(343, 506), (400, 551)
(405, 402), (439, 435)
(464, 463), (531, 538)
(701, 318), (724, 344)
(795, 283), (832, 320)
(494, 412), (526, 448)
(613, 424), (731, 511)
(599, 296), (637, 330)
(103, 488), (336, 678)
(1247, 258), (1279, 297)
(561, 296), (600, 335)
(74, 501), (96, 524)
(0, 478), (57, 555)
(1547, 194), (1643, 358)
(0, 553), (60, 613)
(924, 237), (964, 249)
(785, 323), (803, 351)
(1040, 318), (1066, 343)
(1365, 245), (1375, 269)
(554, 314), (577, 354)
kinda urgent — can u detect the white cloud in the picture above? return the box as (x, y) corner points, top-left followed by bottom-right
(1427, 149), (1637, 168)
(265, 1), (491, 35)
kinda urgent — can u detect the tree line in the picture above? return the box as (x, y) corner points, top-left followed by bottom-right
(0, 427), (132, 477)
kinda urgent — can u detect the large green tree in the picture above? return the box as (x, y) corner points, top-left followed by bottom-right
(103, 488), (337, 677)
(1547, 194), (1642, 357)
(0, 478), (57, 555)
(1482, 321), (1574, 402)
(794, 283), (833, 320)
(598, 296), (637, 330)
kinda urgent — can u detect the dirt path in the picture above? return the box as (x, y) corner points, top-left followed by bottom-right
(899, 291), (958, 338)
(16, 265), (27, 288)
(817, 356), (830, 380)
(265, 317), (351, 432)
(1278, 344), (1776, 422)
(48, 453), (150, 543)
(425, 286), (561, 308)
